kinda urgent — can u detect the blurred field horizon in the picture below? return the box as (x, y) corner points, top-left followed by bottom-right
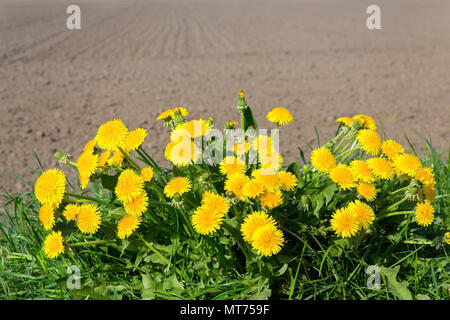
(1, 0), (449, 193)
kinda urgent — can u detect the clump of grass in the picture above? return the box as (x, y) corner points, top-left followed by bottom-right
(1, 97), (448, 300)
(1, 138), (448, 300)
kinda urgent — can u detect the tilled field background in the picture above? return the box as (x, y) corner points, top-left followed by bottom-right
(0, 0), (449, 193)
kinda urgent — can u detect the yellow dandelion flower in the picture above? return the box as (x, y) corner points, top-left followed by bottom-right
(34, 169), (66, 207)
(252, 169), (281, 192)
(107, 151), (125, 166)
(277, 171), (298, 191)
(172, 107), (189, 118)
(164, 176), (191, 198)
(259, 149), (283, 171)
(350, 160), (375, 183)
(329, 164), (356, 190)
(445, 232), (450, 245)
(393, 153), (422, 177)
(251, 135), (273, 153)
(63, 203), (80, 221)
(79, 173), (91, 190)
(242, 180), (264, 199)
(415, 167), (435, 187)
(414, 201), (434, 226)
(170, 127), (191, 142)
(353, 114), (376, 130)
(83, 139), (97, 154)
(220, 156), (246, 176)
(366, 157), (395, 180)
(43, 231), (64, 259)
(169, 140), (201, 167)
(224, 173), (249, 201)
(381, 140), (404, 159)
(357, 182), (377, 201)
(266, 107), (293, 126)
(356, 129), (381, 155)
(117, 215), (142, 239)
(140, 166), (154, 182)
(201, 191), (230, 216)
(76, 204), (101, 234)
(233, 140), (249, 155)
(124, 128), (147, 152)
(259, 189), (283, 210)
(157, 109), (174, 121)
(192, 205), (224, 235)
(422, 184), (436, 202)
(330, 207), (360, 238)
(251, 224), (284, 257)
(115, 169), (144, 203)
(164, 141), (177, 162)
(311, 147), (336, 173)
(95, 118), (128, 151)
(240, 211), (276, 243)
(123, 191), (148, 216)
(39, 205), (55, 230)
(76, 151), (98, 179)
(175, 119), (210, 138)
(347, 200), (374, 230)
(98, 151), (111, 168)
(336, 117), (355, 127)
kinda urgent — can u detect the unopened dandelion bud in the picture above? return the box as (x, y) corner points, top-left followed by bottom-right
(298, 195), (310, 211)
(325, 141), (334, 150)
(171, 197), (184, 210)
(198, 172), (210, 186)
(237, 90), (248, 113)
(405, 186), (419, 201)
(54, 151), (70, 165)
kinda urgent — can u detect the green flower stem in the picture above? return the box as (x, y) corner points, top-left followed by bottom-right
(271, 124), (280, 141)
(376, 211), (413, 220)
(336, 147), (360, 162)
(384, 197), (409, 213)
(64, 192), (110, 206)
(240, 111), (249, 166)
(390, 186), (410, 196)
(136, 147), (168, 180)
(232, 205), (242, 222)
(335, 137), (357, 158)
(148, 184), (166, 202)
(330, 129), (345, 143)
(68, 240), (110, 247)
(333, 130), (354, 154)
(138, 234), (187, 281)
(118, 147), (141, 171)
(177, 207), (195, 235)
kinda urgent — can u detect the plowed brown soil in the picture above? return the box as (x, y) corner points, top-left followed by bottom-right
(0, 0), (449, 193)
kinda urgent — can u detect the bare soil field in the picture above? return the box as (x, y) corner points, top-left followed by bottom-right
(0, 0), (449, 193)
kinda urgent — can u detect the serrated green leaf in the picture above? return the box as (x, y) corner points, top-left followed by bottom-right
(275, 264), (288, 277)
(322, 183), (337, 205)
(380, 266), (413, 300)
(163, 274), (184, 292)
(311, 194), (324, 215)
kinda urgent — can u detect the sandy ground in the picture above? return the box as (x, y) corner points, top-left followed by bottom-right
(0, 0), (449, 193)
